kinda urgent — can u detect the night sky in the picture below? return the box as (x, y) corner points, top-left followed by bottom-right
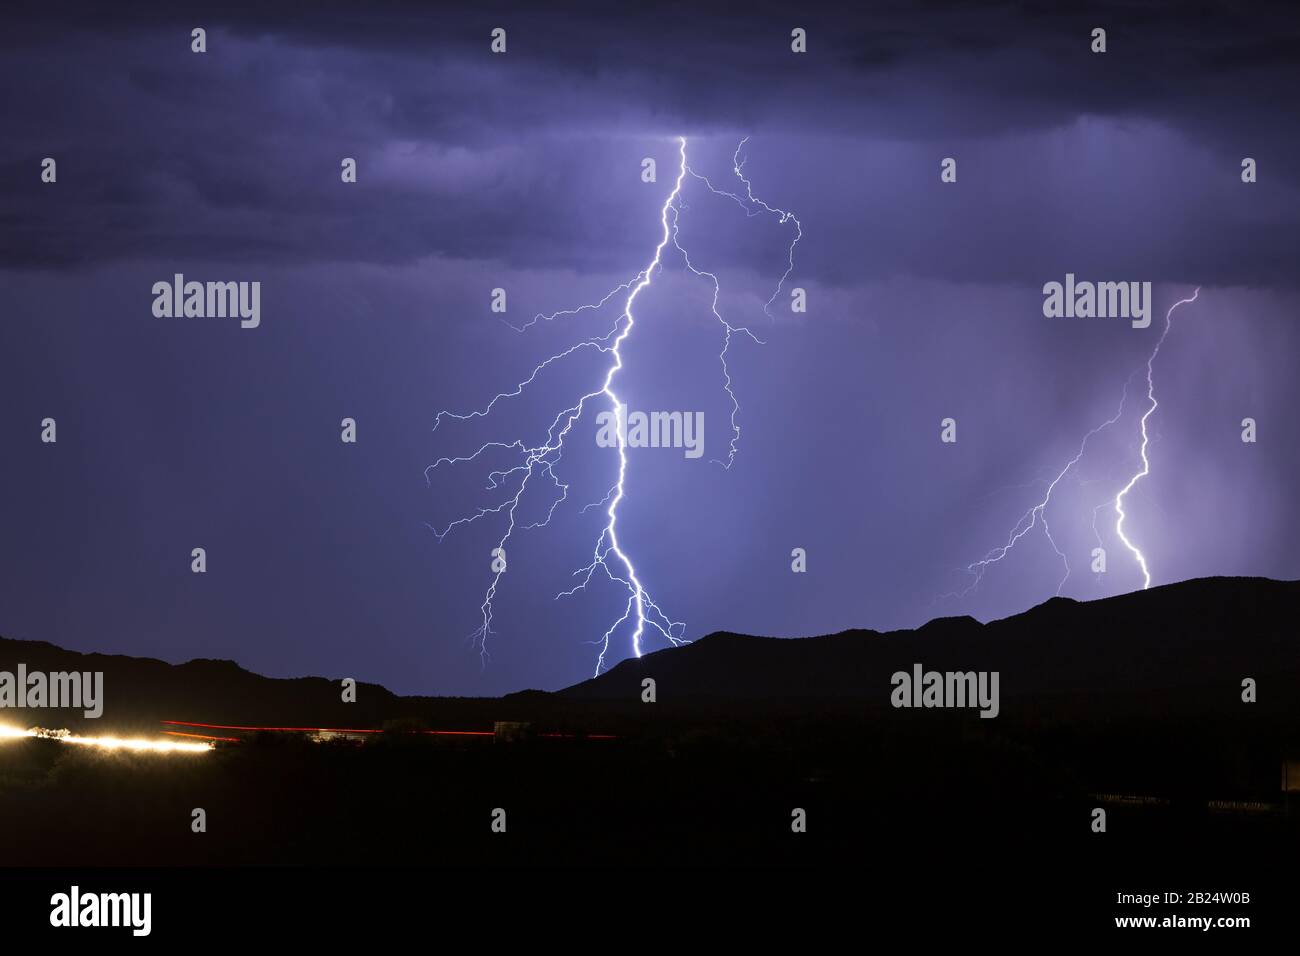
(2, 2), (1298, 696)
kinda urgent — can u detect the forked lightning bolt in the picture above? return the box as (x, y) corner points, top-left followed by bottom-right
(946, 388), (1132, 600)
(683, 136), (803, 465)
(945, 287), (1200, 602)
(428, 136), (800, 673)
(688, 137), (803, 319)
(1113, 288), (1200, 589)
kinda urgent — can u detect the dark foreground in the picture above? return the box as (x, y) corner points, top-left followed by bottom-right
(0, 713), (1292, 934)
(0, 577), (1296, 933)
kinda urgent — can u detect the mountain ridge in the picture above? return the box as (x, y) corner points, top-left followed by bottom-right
(559, 576), (1298, 704)
(2, 575), (1295, 727)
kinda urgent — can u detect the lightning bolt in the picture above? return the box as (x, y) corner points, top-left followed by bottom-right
(944, 286), (1201, 603)
(428, 136), (800, 674)
(688, 136), (803, 319)
(1113, 287), (1200, 589)
(946, 388), (1131, 601)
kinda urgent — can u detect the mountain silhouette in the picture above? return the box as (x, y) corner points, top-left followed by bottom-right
(560, 576), (1299, 712)
(1, 576), (1295, 730)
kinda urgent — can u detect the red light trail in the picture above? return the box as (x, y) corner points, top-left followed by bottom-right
(161, 720), (616, 740)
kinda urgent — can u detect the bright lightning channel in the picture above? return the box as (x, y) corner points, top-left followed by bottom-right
(1113, 287), (1200, 589)
(428, 136), (800, 674)
(946, 287), (1201, 601)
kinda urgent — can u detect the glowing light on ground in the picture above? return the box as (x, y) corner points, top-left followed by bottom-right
(0, 724), (211, 753)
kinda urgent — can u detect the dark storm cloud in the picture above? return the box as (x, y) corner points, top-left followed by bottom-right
(2, 0), (1299, 286)
(10, 0), (1300, 131)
